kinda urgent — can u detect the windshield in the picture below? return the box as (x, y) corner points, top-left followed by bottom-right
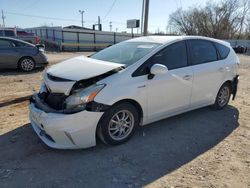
(91, 42), (160, 66)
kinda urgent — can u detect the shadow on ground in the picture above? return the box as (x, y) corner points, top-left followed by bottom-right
(0, 105), (239, 188)
(0, 67), (44, 76)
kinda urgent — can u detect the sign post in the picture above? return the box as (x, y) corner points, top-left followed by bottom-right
(127, 19), (140, 38)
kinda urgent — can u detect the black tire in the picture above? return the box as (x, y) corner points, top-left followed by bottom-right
(97, 102), (139, 145)
(213, 83), (231, 110)
(19, 57), (35, 72)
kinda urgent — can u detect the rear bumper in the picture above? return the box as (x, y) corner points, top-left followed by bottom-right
(34, 53), (48, 67)
(36, 61), (48, 68)
(232, 75), (239, 100)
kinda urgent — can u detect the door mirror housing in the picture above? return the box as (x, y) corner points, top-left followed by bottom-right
(148, 64), (168, 80)
(150, 64), (168, 75)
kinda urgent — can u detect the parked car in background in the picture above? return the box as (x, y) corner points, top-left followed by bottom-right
(29, 36), (239, 149)
(0, 37), (48, 71)
(0, 28), (16, 37)
(16, 29), (41, 44)
(0, 28), (41, 44)
(233, 45), (247, 54)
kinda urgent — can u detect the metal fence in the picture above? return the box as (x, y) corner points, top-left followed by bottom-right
(26, 27), (141, 51)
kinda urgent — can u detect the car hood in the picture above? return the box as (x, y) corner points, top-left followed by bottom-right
(47, 55), (124, 81)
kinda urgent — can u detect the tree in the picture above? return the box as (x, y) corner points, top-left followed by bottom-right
(168, 0), (250, 39)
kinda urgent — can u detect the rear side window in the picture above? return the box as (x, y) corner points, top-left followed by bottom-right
(0, 30), (3, 36)
(214, 42), (230, 59)
(189, 40), (217, 65)
(150, 41), (188, 70)
(12, 40), (27, 47)
(0, 39), (12, 48)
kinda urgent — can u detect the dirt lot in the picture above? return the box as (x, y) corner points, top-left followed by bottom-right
(0, 53), (249, 188)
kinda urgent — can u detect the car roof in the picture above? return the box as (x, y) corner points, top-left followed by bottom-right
(0, 37), (34, 46)
(127, 35), (230, 47)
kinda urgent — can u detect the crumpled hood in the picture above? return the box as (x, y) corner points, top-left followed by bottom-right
(47, 55), (124, 81)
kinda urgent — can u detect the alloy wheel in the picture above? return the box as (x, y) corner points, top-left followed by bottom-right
(108, 110), (135, 141)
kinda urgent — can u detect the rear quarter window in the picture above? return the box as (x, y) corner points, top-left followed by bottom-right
(214, 42), (230, 60)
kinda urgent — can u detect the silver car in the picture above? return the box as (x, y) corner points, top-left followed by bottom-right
(0, 37), (48, 71)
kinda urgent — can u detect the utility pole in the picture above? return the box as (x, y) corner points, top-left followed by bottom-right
(79, 10), (85, 27)
(142, 0), (149, 36)
(98, 16), (102, 31)
(109, 21), (112, 32)
(141, 0), (145, 34)
(1, 10), (5, 27)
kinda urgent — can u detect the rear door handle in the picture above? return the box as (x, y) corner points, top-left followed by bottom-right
(183, 75), (192, 80)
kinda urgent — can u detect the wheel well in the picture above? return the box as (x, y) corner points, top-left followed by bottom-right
(95, 99), (144, 141)
(18, 56), (35, 67)
(112, 99), (143, 121)
(223, 80), (233, 90)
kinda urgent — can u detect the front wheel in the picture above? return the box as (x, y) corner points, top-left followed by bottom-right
(98, 103), (139, 145)
(213, 83), (231, 110)
(19, 57), (35, 72)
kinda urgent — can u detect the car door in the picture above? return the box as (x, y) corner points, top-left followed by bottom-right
(0, 39), (19, 68)
(133, 41), (193, 123)
(187, 39), (225, 107)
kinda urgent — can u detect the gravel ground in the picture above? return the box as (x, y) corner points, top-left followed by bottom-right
(0, 53), (249, 188)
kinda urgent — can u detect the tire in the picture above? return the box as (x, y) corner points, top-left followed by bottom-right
(19, 57), (35, 72)
(213, 83), (231, 110)
(97, 102), (139, 145)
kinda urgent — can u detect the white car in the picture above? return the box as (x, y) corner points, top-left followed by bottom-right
(29, 36), (239, 149)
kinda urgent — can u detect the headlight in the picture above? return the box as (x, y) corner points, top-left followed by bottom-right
(64, 84), (105, 113)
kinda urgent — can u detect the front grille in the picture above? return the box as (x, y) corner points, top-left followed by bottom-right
(40, 129), (55, 143)
(44, 93), (66, 110)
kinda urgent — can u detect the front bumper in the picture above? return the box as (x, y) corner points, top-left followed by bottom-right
(29, 102), (103, 149)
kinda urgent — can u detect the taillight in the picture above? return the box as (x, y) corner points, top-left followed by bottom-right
(35, 36), (40, 44)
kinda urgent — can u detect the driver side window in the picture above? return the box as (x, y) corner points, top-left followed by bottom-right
(132, 41), (188, 77)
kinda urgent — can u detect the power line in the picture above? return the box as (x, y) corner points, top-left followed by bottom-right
(102, 0), (117, 20)
(20, 0), (41, 12)
(5, 11), (126, 25)
(5, 11), (82, 22)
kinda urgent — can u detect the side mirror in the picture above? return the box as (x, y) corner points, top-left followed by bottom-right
(150, 64), (168, 75)
(148, 64), (168, 79)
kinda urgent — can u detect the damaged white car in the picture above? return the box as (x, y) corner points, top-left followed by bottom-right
(29, 36), (239, 149)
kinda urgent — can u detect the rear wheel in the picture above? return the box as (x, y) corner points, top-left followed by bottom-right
(19, 57), (35, 72)
(213, 83), (231, 110)
(98, 102), (139, 145)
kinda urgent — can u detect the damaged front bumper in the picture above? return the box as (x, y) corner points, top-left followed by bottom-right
(29, 95), (104, 149)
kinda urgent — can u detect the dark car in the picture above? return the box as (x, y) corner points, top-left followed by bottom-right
(233, 45), (246, 54)
(0, 37), (48, 71)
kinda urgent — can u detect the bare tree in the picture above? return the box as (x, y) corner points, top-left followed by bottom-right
(168, 0), (250, 39)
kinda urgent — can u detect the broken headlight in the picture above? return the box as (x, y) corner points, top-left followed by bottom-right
(64, 84), (105, 113)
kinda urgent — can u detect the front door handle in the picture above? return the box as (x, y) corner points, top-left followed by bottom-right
(183, 75), (192, 80)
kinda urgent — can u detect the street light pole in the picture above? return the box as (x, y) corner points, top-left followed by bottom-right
(79, 10), (85, 27)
